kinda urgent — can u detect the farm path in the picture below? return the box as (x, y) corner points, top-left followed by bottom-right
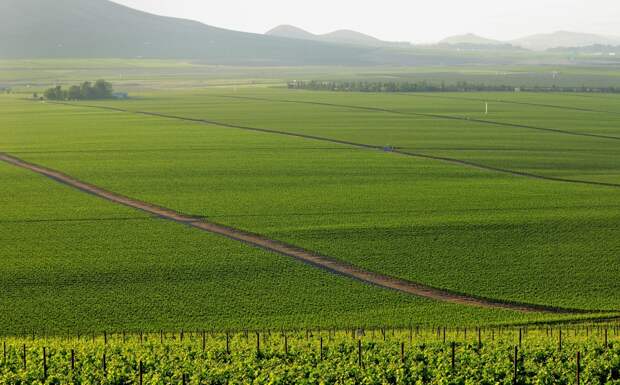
(51, 101), (620, 190)
(0, 152), (607, 314)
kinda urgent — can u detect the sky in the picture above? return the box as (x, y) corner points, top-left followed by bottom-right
(112, 0), (620, 43)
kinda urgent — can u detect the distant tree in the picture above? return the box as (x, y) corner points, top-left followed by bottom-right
(33, 92), (38, 99)
(67, 85), (82, 100)
(92, 79), (113, 99)
(44, 86), (64, 100)
(80, 81), (95, 99)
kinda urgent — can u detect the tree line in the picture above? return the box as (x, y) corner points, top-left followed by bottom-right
(43, 80), (114, 100)
(287, 80), (620, 93)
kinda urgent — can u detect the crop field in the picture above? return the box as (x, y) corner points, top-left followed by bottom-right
(1, 62), (620, 338)
(0, 325), (619, 384)
(3, 155), (551, 335)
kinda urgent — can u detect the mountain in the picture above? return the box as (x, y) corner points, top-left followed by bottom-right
(512, 31), (620, 51)
(439, 33), (503, 46)
(266, 25), (408, 47)
(265, 25), (316, 40)
(321, 30), (385, 46)
(0, 0), (371, 64)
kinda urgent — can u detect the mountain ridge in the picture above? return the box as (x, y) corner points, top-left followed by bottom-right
(0, 0), (372, 64)
(439, 33), (503, 46)
(266, 24), (409, 47)
(511, 31), (620, 51)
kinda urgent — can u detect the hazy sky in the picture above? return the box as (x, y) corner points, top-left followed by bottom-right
(112, 0), (620, 43)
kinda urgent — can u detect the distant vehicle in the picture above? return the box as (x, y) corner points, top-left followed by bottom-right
(113, 92), (129, 100)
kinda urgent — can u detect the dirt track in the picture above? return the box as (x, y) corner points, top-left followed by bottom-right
(0, 152), (609, 314)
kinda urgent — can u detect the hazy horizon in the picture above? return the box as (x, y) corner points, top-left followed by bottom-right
(111, 0), (620, 43)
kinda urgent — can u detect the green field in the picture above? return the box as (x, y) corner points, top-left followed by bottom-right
(4, 158), (553, 334)
(1, 61), (620, 335)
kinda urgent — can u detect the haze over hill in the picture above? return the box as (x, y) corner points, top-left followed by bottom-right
(266, 25), (409, 47)
(0, 0), (371, 64)
(439, 34), (503, 46)
(511, 31), (620, 51)
(2, 0), (619, 65)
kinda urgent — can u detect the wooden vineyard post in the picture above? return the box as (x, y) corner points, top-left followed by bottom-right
(358, 339), (362, 368)
(22, 344), (26, 370)
(320, 337), (323, 361)
(451, 342), (456, 372)
(202, 331), (206, 352)
(3, 341), (5, 363)
(256, 332), (260, 356)
(605, 328), (608, 348)
(139, 360), (143, 385)
(160, 330), (163, 344)
(71, 349), (75, 371)
(559, 329), (562, 351)
(226, 333), (230, 355)
(400, 342), (405, 363)
(103, 353), (107, 376)
(43, 347), (47, 382)
(443, 327), (446, 344)
(478, 328), (482, 349)
(513, 346), (518, 385)
(519, 328), (522, 347)
(284, 334), (288, 356)
(576, 351), (581, 385)
(180, 329), (184, 342)
(182, 373), (188, 385)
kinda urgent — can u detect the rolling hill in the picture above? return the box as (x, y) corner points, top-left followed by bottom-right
(0, 0), (371, 64)
(266, 25), (410, 47)
(439, 33), (503, 46)
(512, 31), (620, 51)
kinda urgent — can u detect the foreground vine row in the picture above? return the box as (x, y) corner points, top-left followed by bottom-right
(1, 324), (619, 384)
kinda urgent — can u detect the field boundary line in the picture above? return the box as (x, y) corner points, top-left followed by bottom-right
(48, 101), (620, 190)
(0, 152), (610, 314)
(214, 94), (620, 142)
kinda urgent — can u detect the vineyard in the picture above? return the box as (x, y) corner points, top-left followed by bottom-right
(1, 324), (619, 384)
(2, 61), (620, 383)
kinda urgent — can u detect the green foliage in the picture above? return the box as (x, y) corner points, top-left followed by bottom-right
(43, 80), (114, 101)
(0, 326), (619, 384)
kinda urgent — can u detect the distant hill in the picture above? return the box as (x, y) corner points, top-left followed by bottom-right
(512, 31), (620, 51)
(439, 33), (503, 46)
(0, 0), (372, 64)
(266, 25), (409, 47)
(548, 44), (620, 55)
(265, 25), (316, 40)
